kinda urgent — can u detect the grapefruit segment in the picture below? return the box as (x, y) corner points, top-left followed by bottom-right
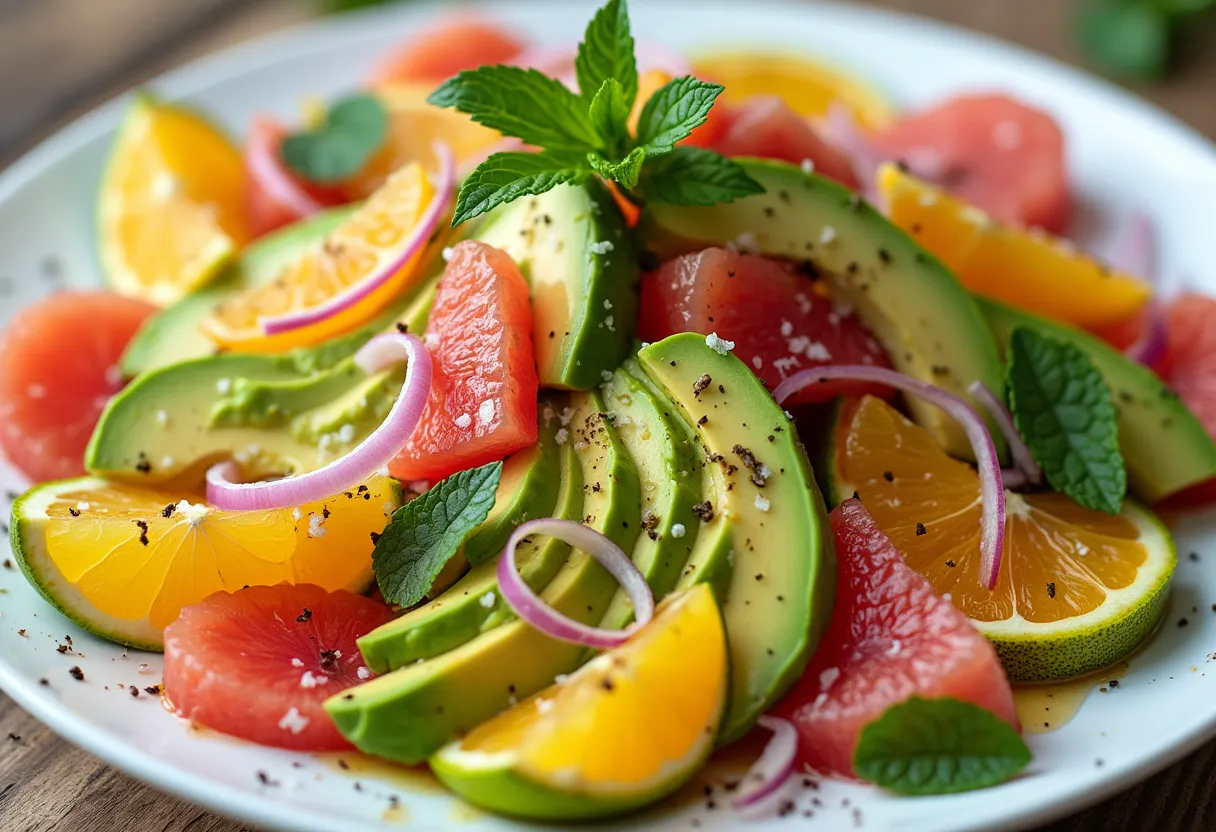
(711, 96), (859, 188)
(774, 498), (1018, 778)
(389, 241), (539, 483)
(164, 584), (394, 751)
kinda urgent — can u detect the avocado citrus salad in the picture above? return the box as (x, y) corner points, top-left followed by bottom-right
(3, 0), (1214, 820)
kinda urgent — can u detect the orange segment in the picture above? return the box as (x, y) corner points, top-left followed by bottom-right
(878, 164), (1151, 329)
(200, 161), (438, 352)
(100, 94), (250, 305)
(693, 51), (893, 129)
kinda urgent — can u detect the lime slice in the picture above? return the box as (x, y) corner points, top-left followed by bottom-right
(429, 585), (727, 820)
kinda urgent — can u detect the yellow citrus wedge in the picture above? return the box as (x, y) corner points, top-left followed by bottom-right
(877, 163), (1152, 329)
(200, 160), (437, 353)
(99, 93), (249, 306)
(10, 475), (402, 650)
(828, 395), (1176, 682)
(430, 585), (727, 820)
(693, 51), (894, 129)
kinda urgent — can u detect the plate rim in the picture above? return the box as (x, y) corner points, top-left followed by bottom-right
(2, 2), (1215, 831)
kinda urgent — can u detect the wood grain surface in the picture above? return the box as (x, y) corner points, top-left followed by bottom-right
(1, 1), (1215, 830)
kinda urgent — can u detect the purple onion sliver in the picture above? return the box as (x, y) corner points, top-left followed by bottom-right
(731, 716), (799, 811)
(967, 380), (1041, 485)
(1124, 303), (1168, 369)
(247, 120), (324, 219)
(773, 366), (1005, 589)
(259, 141), (456, 336)
(205, 332), (432, 511)
(497, 518), (654, 649)
(1107, 211), (1158, 283)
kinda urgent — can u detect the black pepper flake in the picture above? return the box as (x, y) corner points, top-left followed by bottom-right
(691, 501), (714, 523)
(161, 503), (176, 519)
(56, 644), (69, 654)
(882, 470), (894, 482)
(38, 678), (48, 686)
(778, 800), (796, 818)
(1178, 617), (1189, 628)
(297, 608), (313, 623)
(395, 322), (409, 334)
(852, 490), (861, 501)
(1109, 679), (1119, 689)
(320, 648), (341, 671)
(6, 733), (19, 742)
(68, 507), (80, 517)
(718, 384), (725, 394)
(1189, 551), (1200, 562)
(600, 678), (614, 692)
(256, 771), (280, 787)
(946, 559), (956, 568)
(370, 531), (381, 546)
(1047, 581), (1057, 599)
(878, 247), (892, 264)
(931, 364), (950, 376)
(763, 206), (775, 218)
(692, 374), (712, 398)
(129, 686), (140, 698)
(697, 414), (709, 427)
(68, 666), (84, 681)
(2, 558), (10, 570)
(915, 522), (927, 536)
(796, 259), (819, 279)
(145, 684), (162, 695)
(357, 485), (369, 494)
(135, 520), (149, 546)
(134, 458), (152, 475)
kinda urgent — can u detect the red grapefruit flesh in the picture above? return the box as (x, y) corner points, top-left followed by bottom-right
(389, 241), (538, 483)
(712, 96), (859, 188)
(774, 499), (1019, 778)
(638, 247), (893, 403)
(163, 584), (394, 752)
(871, 94), (1071, 233)
(370, 19), (524, 86)
(0, 291), (156, 483)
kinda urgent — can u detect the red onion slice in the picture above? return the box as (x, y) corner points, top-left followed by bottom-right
(1108, 211), (1157, 282)
(732, 716), (799, 811)
(497, 519), (654, 649)
(247, 117), (325, 220)
(206, 332), (431, 511)
(968, 381), (1042, 486)
(773, 366), (1005, 589)
(259, 142), (455, 336)
(1125, 304), (1168, 369)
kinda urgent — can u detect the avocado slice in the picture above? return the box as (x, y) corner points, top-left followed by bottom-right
(120, 207), (355, 377)
(358, 405), (577, 673)
(474, 180), (637, 391)
(637, 333), (835, 743)
(978, 297), (1216, 503)
(86, 274), (437, 485)
(327, 391), (641, 764)
(596, 362), (704, 630)
(638, 158), (1007, 462)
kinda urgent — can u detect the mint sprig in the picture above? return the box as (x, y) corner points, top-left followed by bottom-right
(281, 94), (388, 183)
(1006, 327), (1126, 514)
(372, 461), (502, 607)
(427, 0), (763, 226)
(853, 697), (1031, 796)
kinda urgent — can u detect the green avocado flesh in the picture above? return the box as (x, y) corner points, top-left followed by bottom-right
(120, 207), (355, 377)
(357, 405), (575, 673)
(637, 333), (835, 743)
(639, 157), (1007, 462)
(86, 272), (437, 485)
(327, 390), (642, 763)
(474, 180), (637, 390)
(978, 297), (1216, 503)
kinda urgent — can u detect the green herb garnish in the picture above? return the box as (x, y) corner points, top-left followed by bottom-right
(427, 0), (763, 227)
(372, 461), (502, 607)
(853, 697), (1032, 796)
(281, 93), (388, 184)
(1006, 327), (1126, 514)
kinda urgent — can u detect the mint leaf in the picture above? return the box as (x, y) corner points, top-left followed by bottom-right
(589, 79), (632, 158)
(453, 152), (589, 226)
(576, 0), (638, 110)
(1078, 0), (1170, 80)
(643, 147), (765, 206)
(428, 66), (598, 153)
(636, 76), (723, 155)
(281, 94), (387, 183)
(372, 461), (503, 607)
(589, 147), (647, 190)
(853, 697), (1031, 796)
(1006, 327), (1126, 513)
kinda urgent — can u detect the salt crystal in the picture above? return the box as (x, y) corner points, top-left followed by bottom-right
(819, 667), (840, 690)
(479, 592), (496, 609)
(800, 158), (815, 174)
(671, 523), (686, 539)
(291, 658), (304, 668)
(156, 410), (168, 427)
(589, 240), (615, 255)
(278, 707), (310, 735)
(705, 332), (735, 355)
(477, 400), (495, 425)
(754, 495), (771, 512)
(357, 666), (371, 680)
(818, 226), (838, 245)
(216, 378), (232, 395)
(454, 413), (472, 428)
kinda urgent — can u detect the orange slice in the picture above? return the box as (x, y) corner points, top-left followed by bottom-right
(200, 160), (437, 353)
(878, 163), (1151, 329)
(828, 395), (1175, 682)
(99, 94), (249, 305)
(11, 475), (402, 650)
(430, 585), (727, 820)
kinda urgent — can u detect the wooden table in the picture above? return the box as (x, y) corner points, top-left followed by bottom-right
(2, 1), (1215, 830)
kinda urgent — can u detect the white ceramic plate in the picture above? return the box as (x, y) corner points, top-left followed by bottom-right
(3, 1), (1216, 830)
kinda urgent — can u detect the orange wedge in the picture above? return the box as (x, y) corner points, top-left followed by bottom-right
(200, 160), (437, 353)
(11, 475), (402, 650)
(430, 585), (727, 820)
(878, 163), (1151, 329)
(99, 94), (250, 305)
(827, 395), (1175, 682)
(693, 51), (894, 129)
